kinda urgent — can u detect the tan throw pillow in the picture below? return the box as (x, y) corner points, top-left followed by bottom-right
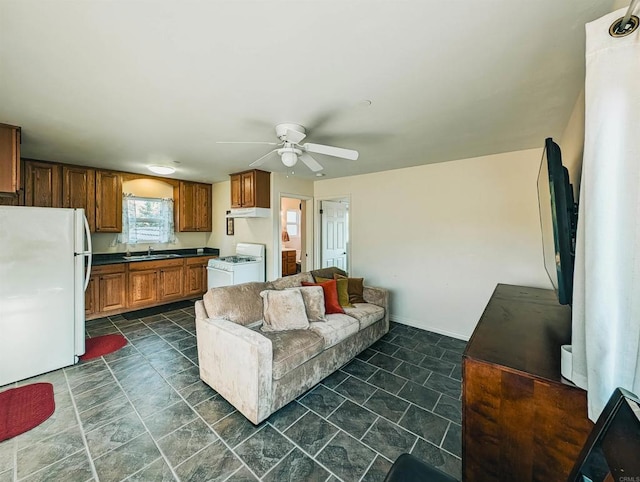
(334, 274), (366, 304)
(260, 289), (309, 332)
(288, 286), (326, 322)
(316, 276), (353, 308)
(203, 282), (272, 326)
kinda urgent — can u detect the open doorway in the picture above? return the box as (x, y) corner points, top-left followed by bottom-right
(318, 198), (349, 272)
(280, 196), (310, 277)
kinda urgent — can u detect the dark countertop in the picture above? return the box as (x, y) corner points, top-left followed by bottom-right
(92, 247), (219, 266)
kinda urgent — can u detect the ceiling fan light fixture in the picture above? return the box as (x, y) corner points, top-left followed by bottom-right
(281, 151), (297, 167)
(148, 165), (176, 175)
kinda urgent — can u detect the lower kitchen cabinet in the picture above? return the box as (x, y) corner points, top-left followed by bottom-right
(86, 256), (215, 320)
(159, 263), (185, 301)
(127, 258), (185, 310)
(128, 268), (158, 309)
(184, 256), (214, 296)
(86, 264), (126, 317)
(85, 274), (99, 318)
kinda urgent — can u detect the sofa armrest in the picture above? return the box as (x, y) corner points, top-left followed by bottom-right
(195, 304), (273, 424)
(363, 285), (388, 308)
(363, 286), (390, 328)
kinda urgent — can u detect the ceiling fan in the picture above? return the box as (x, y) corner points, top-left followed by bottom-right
(217, 123), (359, 172)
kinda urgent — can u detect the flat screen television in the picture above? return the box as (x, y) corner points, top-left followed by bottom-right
(537, 138), (578, 305)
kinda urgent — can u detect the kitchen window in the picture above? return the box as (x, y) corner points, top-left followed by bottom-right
(118, 195), (175, 244)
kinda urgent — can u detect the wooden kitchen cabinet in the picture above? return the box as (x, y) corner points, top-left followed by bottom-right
(128, 258), (185, 308)
(159, 263), (185, 301)
(282, 249), (297, 276)
(184, 256), (214, 296)
(230, 169), (270, 208)
(63, 165), (96, 232)
(95, 170), (122, 232)
(128, 268), (158, 309)
(24, 159), (62, 207)
(90, 264), (127, 314)
(85, 274), (99, 318)
(0, 194), (20, 206)
(86, 256), (215, 320)
(0, 123), (21, 194)
(176, 181), (212, 232)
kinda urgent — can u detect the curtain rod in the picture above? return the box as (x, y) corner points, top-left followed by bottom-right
(618, 0), (639, 33)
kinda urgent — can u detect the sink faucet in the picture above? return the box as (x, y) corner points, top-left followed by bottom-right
(148, 246), (154, 256)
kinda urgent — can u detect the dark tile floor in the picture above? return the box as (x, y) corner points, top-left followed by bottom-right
(0, 303), (465, 482)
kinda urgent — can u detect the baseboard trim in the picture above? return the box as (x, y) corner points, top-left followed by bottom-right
(389, 314), (470, 341)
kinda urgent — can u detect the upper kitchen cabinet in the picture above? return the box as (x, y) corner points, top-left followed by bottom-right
(0, 123), (21, 194)
(62, 166), (96, 232)
(95, 170), (122, 232)
(230, 169), (270, 208)
(175, 181), (212, 232)
(24, 159), (62, 207)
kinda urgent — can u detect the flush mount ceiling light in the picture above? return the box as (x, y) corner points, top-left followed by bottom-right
(148, 165), (176, 175)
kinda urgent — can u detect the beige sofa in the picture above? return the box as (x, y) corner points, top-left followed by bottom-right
(195, 267), (389, 424)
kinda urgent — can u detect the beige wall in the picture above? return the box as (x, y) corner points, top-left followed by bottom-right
(560, 89), (585, 197)
(207, 172), (314, 280)
(92, 178), (208, 253)
(314, 148), (551, 339)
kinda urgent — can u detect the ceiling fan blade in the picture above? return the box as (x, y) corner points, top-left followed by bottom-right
(217, 141), (280, 145)
(299, 153), (324, 172)
(302, 143), (359, 160)
(249, 149), (277, 167)
(285, 129), (306, 144)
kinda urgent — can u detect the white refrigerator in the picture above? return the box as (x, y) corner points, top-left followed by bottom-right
(0, 206), (92, 386)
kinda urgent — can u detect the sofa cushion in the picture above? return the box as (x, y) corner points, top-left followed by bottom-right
(203, 281), (272, 326)
(260, 329), (324, 380)
(271, 272), (314, 290)
(302, 280), (344, 314)
(287, 286), (326, 322)
(343, 303), (385, 330)
(311, 267), (348, 281)
(260, 289), (309, 332)
(309, 314), (359, 348)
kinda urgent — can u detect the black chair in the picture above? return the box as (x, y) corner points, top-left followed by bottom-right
(385, 387), (640, 482)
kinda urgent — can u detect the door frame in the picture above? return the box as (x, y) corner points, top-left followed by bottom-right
(278, 192), (314, 277)
(314, 195), (351, 272)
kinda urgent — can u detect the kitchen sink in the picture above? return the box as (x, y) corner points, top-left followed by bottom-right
(123, 254), (182, 261)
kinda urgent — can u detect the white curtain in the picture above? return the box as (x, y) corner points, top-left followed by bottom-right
(117, 193), (175, 245)
(571, 7), (640, 420)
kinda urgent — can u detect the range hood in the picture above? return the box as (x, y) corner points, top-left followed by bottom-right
(225, 207), (271, 218)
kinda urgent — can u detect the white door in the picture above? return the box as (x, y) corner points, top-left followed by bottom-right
(321, 200), (348, 271)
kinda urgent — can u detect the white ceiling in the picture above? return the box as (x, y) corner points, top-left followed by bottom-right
(0, 0), (618, 183)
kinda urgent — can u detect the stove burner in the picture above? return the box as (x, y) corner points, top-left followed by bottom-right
(219, 255), (256, 263)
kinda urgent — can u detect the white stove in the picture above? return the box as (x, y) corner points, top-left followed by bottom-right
(207, 243), (265, 288)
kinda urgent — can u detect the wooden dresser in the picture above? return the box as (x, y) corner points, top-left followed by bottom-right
(462, 284), (593, 482)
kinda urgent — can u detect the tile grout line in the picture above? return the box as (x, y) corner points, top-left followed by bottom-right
(62, 367), (100, 482)
(95, 353), (184, 481)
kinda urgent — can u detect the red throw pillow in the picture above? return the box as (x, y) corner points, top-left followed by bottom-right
(301, 279), (344, 314)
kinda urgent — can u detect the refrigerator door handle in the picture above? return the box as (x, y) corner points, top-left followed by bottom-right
(83, 215), (92, 291)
